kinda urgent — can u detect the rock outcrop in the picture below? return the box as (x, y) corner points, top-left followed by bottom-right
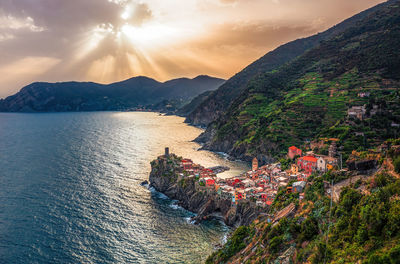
(149, 154), (264, 227)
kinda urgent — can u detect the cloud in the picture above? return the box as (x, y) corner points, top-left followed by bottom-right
(0, 15), (44, 32)
(0, 0), (386, 98)
(219, 0), (238, 4)
(0, 33), (14, 42)
(127, 3), (153, 26)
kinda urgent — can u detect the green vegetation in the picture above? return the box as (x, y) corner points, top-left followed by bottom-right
(207, 170), (400, 263)
(205, 2), (400, 263)
(207, 1), (400, 162)
(394, 157), (400, 174)
(206, 226), (253, 264)
(186, 0), (393, 126)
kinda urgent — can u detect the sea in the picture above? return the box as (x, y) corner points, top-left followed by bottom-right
(0, 112), (249, 264)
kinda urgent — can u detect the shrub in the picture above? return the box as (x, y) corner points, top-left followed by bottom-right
(300, 216), (319, 242)
(269, 235), (284, 253)
(393, 156), (400, 174)
(389, 245), (400, 264)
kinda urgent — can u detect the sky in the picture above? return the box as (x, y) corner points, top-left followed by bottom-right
(0, 0), (386, 98)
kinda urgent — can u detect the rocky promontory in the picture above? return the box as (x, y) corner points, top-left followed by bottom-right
(148, 153), (263, 227)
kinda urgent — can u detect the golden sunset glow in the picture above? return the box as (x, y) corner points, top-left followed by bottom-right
(0, 0), (386, 97)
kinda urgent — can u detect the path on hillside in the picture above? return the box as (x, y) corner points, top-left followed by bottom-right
(328, 175), (373, 202)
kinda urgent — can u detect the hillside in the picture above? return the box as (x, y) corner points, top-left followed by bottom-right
(206, 141), (400, 263)
(176, 90), (213, 118)
(184, 0), (395, 127)
(0, 75), (224, 112)
(198, 0), (400, 163)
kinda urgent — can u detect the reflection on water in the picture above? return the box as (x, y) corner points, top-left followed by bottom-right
(0, 112), (248, 263)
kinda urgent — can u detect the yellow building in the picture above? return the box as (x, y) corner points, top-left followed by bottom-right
(291, 164), (299, 174)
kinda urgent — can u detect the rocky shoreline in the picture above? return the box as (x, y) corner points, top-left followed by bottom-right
(148, 153), (264, 227)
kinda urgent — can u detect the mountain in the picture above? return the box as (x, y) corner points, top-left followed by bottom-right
(0, 75), (225, 112)
(196, 0), (400, 162)
(176, 90), (213, 118)
(185, 0), (396, 127)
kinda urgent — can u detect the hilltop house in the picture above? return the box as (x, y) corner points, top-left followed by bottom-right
(288, 146), (302, 159)
(297, 156), (318, 173)
(347, 105), (366, 120)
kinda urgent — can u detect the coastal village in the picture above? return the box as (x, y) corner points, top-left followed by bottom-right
(169, 141), (340, 208)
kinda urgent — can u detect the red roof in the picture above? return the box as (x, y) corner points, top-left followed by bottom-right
(300, 156), (317, 163)
(289, 146), (300, 151)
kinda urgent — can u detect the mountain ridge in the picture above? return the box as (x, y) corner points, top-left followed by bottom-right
(197, 0), (400, 163)
(0, 75), (225, 112)
(184, 0), (396, 127)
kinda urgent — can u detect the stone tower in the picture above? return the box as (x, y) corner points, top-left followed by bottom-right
(165, 147), (169, 157)
(329, 142), (337, 158)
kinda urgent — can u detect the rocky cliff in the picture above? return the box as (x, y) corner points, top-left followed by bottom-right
(148, 154), (264, 227)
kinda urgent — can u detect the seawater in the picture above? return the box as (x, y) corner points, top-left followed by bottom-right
(0, 112), (248, 264)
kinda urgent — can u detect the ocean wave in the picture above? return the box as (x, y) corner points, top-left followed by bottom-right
(185, 217), (196, 225)
(169, 200), (182, 210)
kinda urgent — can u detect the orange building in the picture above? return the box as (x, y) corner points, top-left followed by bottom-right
(297, 156), (318, 173)
(288, 146), (302, 159)
(252, 157), (258, 171)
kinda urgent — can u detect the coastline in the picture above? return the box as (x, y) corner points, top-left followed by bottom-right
(148, 153), (265, 228)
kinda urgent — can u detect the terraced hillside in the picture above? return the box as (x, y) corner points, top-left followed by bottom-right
(185, 0), (395, 127)
(200, 1), (400, 162)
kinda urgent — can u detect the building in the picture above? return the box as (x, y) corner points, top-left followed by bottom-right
(204, 178), (215, 187)
(297, 173), (308, 182)
(293, 181), (307, 193)
(329, 142), (337, 158)
(347, 105), (366, 120)
(317, 155), (338, 172)
(165, 147), (169, 157)
(235, 190), (246, 203)
(297, 156), (318, 173)
(317, 156), (326, 172)
(291, 164), (299, 175)
(288, 146), (302, 159)
(181, 159), (193, 170)
(252, 157), (258, 171)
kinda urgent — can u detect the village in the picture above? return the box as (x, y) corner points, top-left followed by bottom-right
(174, 142), (339, 208)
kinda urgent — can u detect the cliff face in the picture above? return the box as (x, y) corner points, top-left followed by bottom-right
(149, 154), (264, 227)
